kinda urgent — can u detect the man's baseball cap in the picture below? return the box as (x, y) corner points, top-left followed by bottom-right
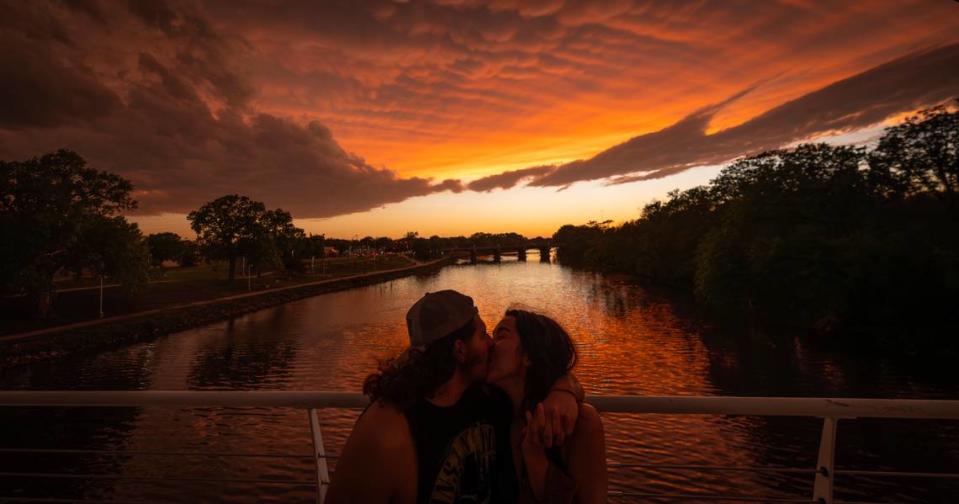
(406, 290), (478, 347)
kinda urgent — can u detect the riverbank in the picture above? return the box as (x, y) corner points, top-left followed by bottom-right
(0, 257), (453, 369)
(1, 255), (416, 335)
(557, 258), (959, 364)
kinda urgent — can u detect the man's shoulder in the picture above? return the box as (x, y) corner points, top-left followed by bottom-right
(326, 401), (417, 503)
(352, 401), (414, 451)
(363, 400), (407, 420)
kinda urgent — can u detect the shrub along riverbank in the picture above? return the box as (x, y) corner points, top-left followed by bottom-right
(0, 257), (452, 369)
(553, 105), (959, 357)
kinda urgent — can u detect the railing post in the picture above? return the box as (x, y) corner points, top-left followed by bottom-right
(813, 417), (838, 504)
(309, 408), (330, 504)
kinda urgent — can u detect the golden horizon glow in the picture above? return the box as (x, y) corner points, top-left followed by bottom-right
(131, 164), (726, 239)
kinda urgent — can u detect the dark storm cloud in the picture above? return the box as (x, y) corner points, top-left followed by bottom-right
(467, 165), (556, 192)
(520, 43), (959, 188)
(0, 5), (120, 129)
(0, 0), (463, 217)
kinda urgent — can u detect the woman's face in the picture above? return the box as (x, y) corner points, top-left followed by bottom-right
(486, 316), (527, 384)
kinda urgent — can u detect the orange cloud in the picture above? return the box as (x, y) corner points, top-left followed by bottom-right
(1, 0), (958, 229)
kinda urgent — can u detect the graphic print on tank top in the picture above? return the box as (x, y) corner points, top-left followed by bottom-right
(428, 422), (496, 504)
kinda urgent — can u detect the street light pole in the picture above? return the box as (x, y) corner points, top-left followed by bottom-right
(98, 275), (104, 318)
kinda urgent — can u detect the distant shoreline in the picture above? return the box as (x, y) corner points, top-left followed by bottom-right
(0, 257), (453, 370)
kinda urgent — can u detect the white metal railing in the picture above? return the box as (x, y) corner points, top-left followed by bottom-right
(1, 391), (958, 503)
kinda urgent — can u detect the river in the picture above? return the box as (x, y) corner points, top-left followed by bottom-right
(2, 255), (957, 502)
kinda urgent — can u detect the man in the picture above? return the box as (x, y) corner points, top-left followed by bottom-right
(326, 290), (582, 503)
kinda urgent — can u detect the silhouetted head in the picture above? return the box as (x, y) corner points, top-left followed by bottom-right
(363, 290), (492, 410)
(486, 308), (577, 411)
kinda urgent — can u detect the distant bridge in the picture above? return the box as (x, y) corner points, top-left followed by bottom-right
(444, 241), (552, 264)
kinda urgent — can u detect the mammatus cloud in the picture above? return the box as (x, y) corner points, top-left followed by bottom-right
(0, 0), (462, 217)
(468, 43), (959, 190)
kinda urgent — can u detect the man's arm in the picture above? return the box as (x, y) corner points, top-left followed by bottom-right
(325, 402), (417, 504)
(535, 373), (584, 447)
(550, 372), (584, 401)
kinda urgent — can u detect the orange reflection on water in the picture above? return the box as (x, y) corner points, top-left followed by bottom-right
(3, 260), (957, 501)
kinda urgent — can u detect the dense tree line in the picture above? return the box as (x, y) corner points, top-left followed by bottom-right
(553, 104), (959, 353)
(325, 231), (542, 261)
(406, 232), (543, 261)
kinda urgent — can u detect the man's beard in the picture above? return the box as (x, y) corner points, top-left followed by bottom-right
(460, 351), (488, 383)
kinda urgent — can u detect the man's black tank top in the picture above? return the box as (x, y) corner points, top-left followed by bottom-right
(404, 386), (516, 504)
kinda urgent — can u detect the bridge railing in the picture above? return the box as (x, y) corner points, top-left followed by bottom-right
(1, 391), (958, 503)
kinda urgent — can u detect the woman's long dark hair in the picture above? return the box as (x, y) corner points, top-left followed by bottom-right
(363, 317), (476, 412)
(507, 309), (577, 469)
(505, 309), (577, 413)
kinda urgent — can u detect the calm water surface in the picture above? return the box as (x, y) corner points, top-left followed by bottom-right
(2, 257), (958, 502)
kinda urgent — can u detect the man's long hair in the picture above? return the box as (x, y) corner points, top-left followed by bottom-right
(363, 317), (477, 411)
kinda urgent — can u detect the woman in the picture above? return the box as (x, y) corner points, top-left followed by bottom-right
(486, 308), (607, 503)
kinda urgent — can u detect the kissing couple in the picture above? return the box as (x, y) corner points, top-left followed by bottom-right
(327, 289), (607, 503)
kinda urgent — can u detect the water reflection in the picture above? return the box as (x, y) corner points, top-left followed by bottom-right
(0, 346), (154, 501)
(1, 259), (957, 501)
(188, 311), (300, 389)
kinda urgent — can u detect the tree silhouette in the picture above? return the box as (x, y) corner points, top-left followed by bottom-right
(188, 195), (266, 283)
(67, 216), (150, 295)
(260, 208), (304, 270)
(146, 232), (187, 267)
(187, 195), (306, 282)
(0, 149), (139, 318)
(869, 102), (959, 201)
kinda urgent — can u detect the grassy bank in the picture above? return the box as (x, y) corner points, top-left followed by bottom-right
(0, 256), (451, 369)
(1, 255), (413, 336)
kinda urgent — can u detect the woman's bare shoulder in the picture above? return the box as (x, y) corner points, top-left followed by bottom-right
(575, 403), (603, 435)
(560, 403), (604, 461)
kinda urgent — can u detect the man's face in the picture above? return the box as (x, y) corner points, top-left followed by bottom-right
(460, 315), (493, 383)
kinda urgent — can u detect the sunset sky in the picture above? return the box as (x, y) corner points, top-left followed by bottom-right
(2, 0), (958, 238)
